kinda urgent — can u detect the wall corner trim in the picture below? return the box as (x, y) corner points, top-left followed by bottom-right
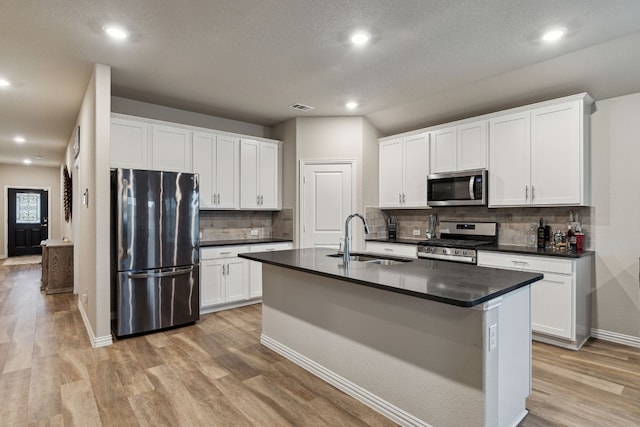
(78, 300), (113, 348)
(591, 328), (640, 348)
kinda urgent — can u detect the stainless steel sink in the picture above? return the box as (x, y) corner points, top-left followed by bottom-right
(366, 259), (408, 266)
(326, 253), (412, 265)
(326, 253), (379, 262)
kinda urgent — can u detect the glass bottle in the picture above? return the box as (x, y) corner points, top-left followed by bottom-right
(537, 218), (545, 249)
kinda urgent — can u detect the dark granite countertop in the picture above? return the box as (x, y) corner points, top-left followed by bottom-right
(367, 238), (594, 258)
(479, 245), (594, 258)
(201, 238), (293, 247)
(365, 238), (422, 245)
(239, 248), (543, 307)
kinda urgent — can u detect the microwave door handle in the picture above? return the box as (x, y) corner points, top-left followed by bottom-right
(469, 176), (475, 200)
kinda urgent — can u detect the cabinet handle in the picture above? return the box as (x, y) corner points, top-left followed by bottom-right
(531, 186), (535, 201)
(403, 193), (406, 204)
(511, 260), (529, 266)
(211, 195), (216, 205)
(226, 264), (230, 275)
(525, 185), (529, 201)
(261, 195), (264, 205)
(384, 248), (394, 252)
(220, 251), (231, 255)
(399, 193), (402, 204)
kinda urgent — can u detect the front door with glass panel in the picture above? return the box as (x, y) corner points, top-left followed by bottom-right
(7, 188), (48, 256)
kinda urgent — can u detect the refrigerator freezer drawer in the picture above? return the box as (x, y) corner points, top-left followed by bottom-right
(116, 265), (199, 337)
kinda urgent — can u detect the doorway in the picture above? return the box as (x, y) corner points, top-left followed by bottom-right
(300, 161), (354, 249)
(7, 188), (49, 256)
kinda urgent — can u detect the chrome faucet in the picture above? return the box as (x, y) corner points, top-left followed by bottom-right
(343, 213), (370, 265)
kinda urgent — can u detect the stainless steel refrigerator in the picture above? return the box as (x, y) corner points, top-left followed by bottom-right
(111, 168), (199, 337)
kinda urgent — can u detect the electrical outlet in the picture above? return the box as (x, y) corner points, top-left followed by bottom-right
(250, 229), (259, 236)
(489, 324), (498, 351)
(412, 229), (421, 236)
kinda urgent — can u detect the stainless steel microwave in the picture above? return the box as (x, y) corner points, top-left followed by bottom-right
(427, 169), (487, 206)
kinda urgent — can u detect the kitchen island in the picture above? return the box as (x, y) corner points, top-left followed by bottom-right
(239, 248), (543, 427)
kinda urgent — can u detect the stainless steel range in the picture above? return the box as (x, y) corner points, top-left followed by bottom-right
(417, 221), (497, 264)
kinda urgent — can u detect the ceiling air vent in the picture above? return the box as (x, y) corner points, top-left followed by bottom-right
(289, 103), (314, 112)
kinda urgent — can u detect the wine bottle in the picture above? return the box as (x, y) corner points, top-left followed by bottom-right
(537, 218), (545, 249)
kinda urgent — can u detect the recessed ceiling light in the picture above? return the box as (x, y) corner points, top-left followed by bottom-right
(350, 32), (370, 46)
(346, 101), (359, 110)
(541, 28), (566, 43)
(14, 136), (26, 143)
(23, 159), (32, 165)
(103, 25), (129, 40)
(0, 78), (10, 87)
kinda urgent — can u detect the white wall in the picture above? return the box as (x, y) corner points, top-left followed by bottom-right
(65, 64), (112, 346)
(591, 92), (640, 340)
(111, 96), (270, 138)
(0, 164), (62, 258)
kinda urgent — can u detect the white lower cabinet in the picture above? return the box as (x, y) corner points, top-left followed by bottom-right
(477, 251), (592, 350)
(364, 241), (418, 259)
(248, 242), (293, 298)
(200, 242), (292, 312)
(200, 246), (250, 312)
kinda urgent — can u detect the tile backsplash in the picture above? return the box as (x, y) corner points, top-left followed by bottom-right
(365, 206), (593, 249)
(200, 208), (293, 241)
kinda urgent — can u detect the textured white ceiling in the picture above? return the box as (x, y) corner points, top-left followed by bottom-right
(1, 0), (640, 166)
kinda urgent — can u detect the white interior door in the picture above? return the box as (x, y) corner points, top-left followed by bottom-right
(301, 162), (353, 249)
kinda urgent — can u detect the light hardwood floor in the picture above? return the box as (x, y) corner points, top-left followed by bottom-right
(1, 263), (638, 426)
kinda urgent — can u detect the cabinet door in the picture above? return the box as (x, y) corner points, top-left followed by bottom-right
(225, 258), (249, 302)
(215, 135), (240, 209)
(531, 273), (574, 340)
(457, 121), (487, 171)
(200, 260), (224, 307)
(110, 118), (149, 169)
(378, 139), (404, 208)
(259, 142), (279, 209)
(192, 132), (215, 208)
(489, 112), (531, 206)
(403, 133), (429, 207)
(240, 140), (260, 209)
(530, 102), (581, 205)
(430, 128), (457, 173)
(151, 125), (192, 172)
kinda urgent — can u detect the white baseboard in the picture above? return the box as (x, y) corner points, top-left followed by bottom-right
(78, 300), (113, 348)
(260, 334), (430, 427)
(591, 328), (640, 348)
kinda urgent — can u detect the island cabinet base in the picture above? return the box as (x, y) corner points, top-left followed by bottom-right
(260, 264), (532, 427)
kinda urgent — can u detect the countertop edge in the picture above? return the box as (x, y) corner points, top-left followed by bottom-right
(201, 238), (293, 247)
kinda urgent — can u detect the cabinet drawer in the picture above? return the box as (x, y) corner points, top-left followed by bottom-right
(249, 242), (292, 253)
(201, 245), (249, 260)
(365, 242), (417, 259)
(477, 251), (572, 275)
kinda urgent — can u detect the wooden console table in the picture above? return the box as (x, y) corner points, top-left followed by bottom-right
(40, 239), (74, 294)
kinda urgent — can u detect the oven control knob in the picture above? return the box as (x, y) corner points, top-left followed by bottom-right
(454, 249), (460, 255)
(462, 250), (467, 256)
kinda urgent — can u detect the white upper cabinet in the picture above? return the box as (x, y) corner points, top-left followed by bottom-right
(379, 133), (429, 208)
(193, 132), (240, 209)
(489, 96), (591, 207)
(430, 121), (487, 174)
(151, 125), (192, 172)
(110, 117), (149, 169)
(530, 102), (583, 205)
(489, 112), (531, 206)
(457, 121), (488, 171)
(240, 139), (281, 210)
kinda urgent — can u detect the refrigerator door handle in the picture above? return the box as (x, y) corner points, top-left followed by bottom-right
(127, 265), (194, 279)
